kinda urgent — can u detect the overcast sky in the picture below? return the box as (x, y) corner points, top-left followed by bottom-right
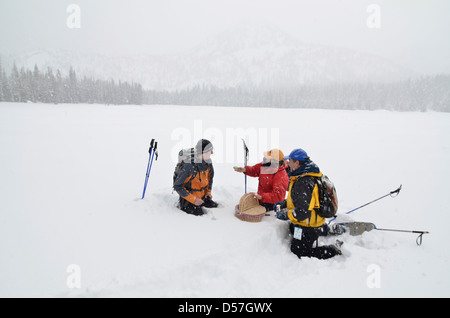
(1, 0), (449, 74)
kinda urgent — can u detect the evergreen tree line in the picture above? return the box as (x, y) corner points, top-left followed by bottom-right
(145, 75), (450, 112)
(0, 62), (143, 105)
(1, 60), (449, 112)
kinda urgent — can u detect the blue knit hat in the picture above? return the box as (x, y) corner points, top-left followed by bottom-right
(284, 148), (310, 162)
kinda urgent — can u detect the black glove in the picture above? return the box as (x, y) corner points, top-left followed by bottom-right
(275, 209), (289, 221)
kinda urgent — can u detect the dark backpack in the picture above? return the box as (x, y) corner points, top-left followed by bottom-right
(314, 175), (338, 218)
(173, 147), (213, 190)
(173, 148), (196, 186)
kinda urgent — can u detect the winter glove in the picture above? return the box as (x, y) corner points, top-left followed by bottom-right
(273, 200), (287, 211)
(275, 208), (289, 221)
(292, 208), (312, 221)
(233, 166), (246, 173)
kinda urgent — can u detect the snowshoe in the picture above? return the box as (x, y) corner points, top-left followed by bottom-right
(330, 222), (376, 236)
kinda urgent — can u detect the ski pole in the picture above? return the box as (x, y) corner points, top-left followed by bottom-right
(242, 139), (249, 194)
(141, 139), (154, 199)
(329, 184), (402, 222)
(141, 139), (158, 199)
(335, 222), (429, 246)
(374, 227), (430, 246)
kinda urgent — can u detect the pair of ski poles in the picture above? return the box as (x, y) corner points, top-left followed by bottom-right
(330, 184), (429, 245)
(141, 139), (158, 199)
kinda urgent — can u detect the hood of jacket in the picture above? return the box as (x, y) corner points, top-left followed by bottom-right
(288, 159), (321, 177)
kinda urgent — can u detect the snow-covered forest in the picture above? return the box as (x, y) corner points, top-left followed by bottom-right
(0, 62), (143, 105)
(147, 75), (450, 112)
(2, 20), (449, 112)
(1, 60), (449, 112)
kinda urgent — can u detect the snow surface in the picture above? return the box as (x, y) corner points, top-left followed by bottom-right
(0, 102), (449, 298)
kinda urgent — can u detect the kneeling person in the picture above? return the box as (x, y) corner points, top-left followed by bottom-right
(278, 148), (341, 260)
(173, 139), (218, 216)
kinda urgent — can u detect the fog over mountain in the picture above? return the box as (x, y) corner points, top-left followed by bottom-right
(2, 23), (417, 91)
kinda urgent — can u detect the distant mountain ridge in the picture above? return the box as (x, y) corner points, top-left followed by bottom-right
(2, 24), (417, 91)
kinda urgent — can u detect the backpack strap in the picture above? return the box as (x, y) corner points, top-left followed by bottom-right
(313, 176), (324, 204)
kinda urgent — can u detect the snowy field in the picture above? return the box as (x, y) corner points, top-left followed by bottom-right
(1, 102), (449, 298)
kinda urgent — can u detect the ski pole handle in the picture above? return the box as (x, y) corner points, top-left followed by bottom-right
(148, 139), (155, 153)
(154, 142), (158, 160)
(390, 184), (402, 196)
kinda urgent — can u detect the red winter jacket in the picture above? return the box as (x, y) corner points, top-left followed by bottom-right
(244, 162), (289, 205)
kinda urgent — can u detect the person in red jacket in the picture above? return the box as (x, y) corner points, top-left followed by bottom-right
(234, 149), (289, 211)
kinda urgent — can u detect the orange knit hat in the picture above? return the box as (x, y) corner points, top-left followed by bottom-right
(263, 149), (284, 162)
